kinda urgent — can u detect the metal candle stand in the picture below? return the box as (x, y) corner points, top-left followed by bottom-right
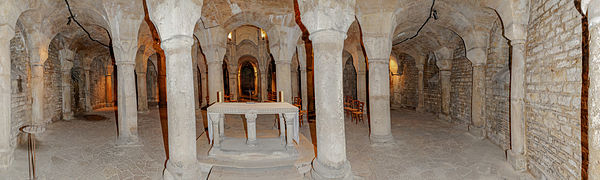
(20, 125), (45, 180)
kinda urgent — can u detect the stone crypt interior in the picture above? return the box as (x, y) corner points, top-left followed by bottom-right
(0, 0), (599, 179)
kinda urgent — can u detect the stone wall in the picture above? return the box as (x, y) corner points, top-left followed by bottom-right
(423, 54), (441, 113)
(44, 37), (63, 123)
(485, 20), (511, 150)
(146, 60), (158, 105)
(90, 57), (108, 109)
(343, 57), (357, 99)
(450, 47), (472, 127)
(72, 54), (85, 114)
(525, 0), (582, 178)
(9, 21), (30, 147)
(391, 53), (418, 108)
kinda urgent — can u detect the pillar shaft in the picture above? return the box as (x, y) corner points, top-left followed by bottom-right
(276, 61), (292, 103)
(291, 69), (299, 99)
(61, 64), (73, 120)
(201, 71), (208, 107)
(193, 68), (200, 109)
(84, 69), (92, 111)
(261, 69), (268, 101)
(208, 61), (224, 104)
(508, 39), (527, 171)
(471, 64), (486, 133)
(0, 26), (14, 169)
(31, 64), (45, 125)
(311, 30), (352, 178)
(300, 68), (308, 121)
(161, 36), (198, 178)
(229, 70), (238, 100)
(439, 70), (452, 121)
(116, 62), (140, 146)
(416, 65), (425, 112)
(368, 59), (393, 142)
(137, 72), (149, 112)
(588, 4), (600, 178)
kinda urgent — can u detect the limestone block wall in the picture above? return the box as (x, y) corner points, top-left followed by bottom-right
(424, 54), (441, 113)
(343, 58), (357, 99)
(44, 38), (63, 123)
(9, 22), (31, 147)
(90, 57), (108, 109)
(72, 55), (85, 114)
(525, 0), (583, 178)
(485, 20), (511, 150)
(450, 48), (472, 127)
(391, 53), (418, 108)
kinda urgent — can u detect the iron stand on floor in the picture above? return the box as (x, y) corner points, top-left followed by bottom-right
(20, 125), (45, 180)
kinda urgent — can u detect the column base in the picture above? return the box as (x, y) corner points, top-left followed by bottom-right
(468, 126), (486, 140)
(507, 150), (527, 172)
(163, 160), (201, 180)
(438, 114), (451, 122)
(115, 136), (142, 147)
(311, 158), (352, 180)
(370, 134), (395, 146)
(63, 112), (74, 120)
(0, 149), (14, 170)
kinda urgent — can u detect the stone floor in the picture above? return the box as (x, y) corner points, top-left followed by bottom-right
(0, 107), (533, 179)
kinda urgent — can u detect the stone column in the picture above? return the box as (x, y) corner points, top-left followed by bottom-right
(360, 12), (396, 144)
(161, 35), (200, 178)
(586, 0), (600, 178)
(298, 43), (309, 122)
(137, 72), (149, 112)
(207, 60), (224, 104)
(115, 58), (140, 146)
(260, 68), (268, 101)
(507, 38), (527, 171)
(201, 70), (208, 107)
(31, 63), (45, 124)
(416, 66), (425, 112)
(0, 25), (14, 169)
(470, 63), (486, 137)
(435, 47), (453, 122)
(229, 65), (238, 101)
(59, 49), (74, 120)
(105, 63), (114, 107)
(84, 67), (92, 111)
(245, 113), (257, 146)
(438, 70), (451, 121)
(291, 67), (299, 99)
(275, 61), (292, 103)
(299, 0), (355, 177)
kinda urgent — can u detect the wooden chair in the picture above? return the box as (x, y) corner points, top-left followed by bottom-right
(343, 96), (353, 117)
(352, 101), (365, 124)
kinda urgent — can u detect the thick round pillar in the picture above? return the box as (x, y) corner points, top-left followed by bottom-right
(470, 63), (486, 137)
(310, 30), (352, 179)
(61, 62), (74, 120)
(31, 63), (45, 125)
(137, 72), (149, 112)
(115, 62), (140, 146)
(208, 60), (224, 104)
(508, 39), (527, 172)
(260, 69), (268, 101)
(276, 61), (292, 103)
(368, 59), (393, 143)
(229, 69), (238, 101)
(587, 2), (600, 178)
(162, 36), (200, 178)
(416, 64), (425, 112)
(0, 26), (14, 169)
(439, 70), (452, 121)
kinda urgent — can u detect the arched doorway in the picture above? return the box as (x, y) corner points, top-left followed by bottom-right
(237, 56), (259, 101)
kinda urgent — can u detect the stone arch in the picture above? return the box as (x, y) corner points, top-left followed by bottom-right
(237, 55), (260, 100)
(343, 54), (358, 100)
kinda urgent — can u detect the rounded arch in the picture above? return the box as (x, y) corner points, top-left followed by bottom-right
(237, 55), (260, 100)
